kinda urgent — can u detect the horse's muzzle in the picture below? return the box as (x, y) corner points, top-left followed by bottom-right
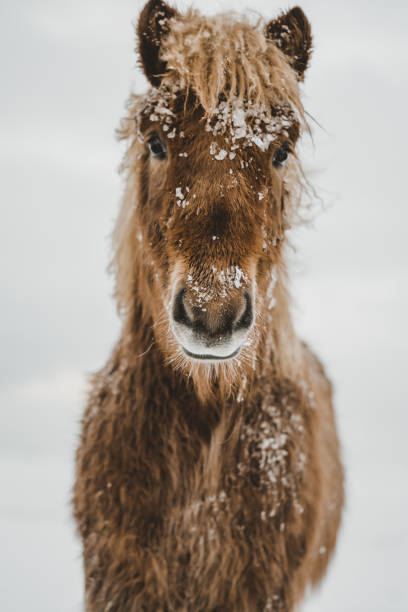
(171, 287), (253, 361)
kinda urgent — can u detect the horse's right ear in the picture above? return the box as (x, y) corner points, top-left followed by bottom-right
(137, 0), (177, 87)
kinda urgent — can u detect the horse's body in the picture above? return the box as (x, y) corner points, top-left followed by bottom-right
(73, 3), (344, 610)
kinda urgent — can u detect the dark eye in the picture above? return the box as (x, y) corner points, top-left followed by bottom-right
(147, 134), (167, 160)
(273, 141), (291, 168)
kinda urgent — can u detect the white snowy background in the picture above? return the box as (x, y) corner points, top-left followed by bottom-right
(1, 0), (407, 610)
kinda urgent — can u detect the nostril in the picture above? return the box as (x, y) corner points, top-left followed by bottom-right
(234, 291), (253, 331)
(173, 289), (193, 328)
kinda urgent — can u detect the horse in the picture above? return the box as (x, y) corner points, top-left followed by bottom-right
(73, 2), (344, 610)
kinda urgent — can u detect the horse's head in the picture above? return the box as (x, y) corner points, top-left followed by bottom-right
(114, 1), (312, 396)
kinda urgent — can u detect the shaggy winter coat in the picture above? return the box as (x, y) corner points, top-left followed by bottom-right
(73, 3), (344, 611)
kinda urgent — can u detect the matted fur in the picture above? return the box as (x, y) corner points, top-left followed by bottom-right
(74, 3), (344, 611)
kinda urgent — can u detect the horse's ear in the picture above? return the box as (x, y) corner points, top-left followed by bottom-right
(266, 6), (312, 80)
(137, 0), (178, 87)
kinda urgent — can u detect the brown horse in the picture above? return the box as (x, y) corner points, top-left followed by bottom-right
(73, 2), (344, 610)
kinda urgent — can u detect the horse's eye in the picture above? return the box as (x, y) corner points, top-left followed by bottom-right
(273, 141), (291, 168)
(147, 134), (167, 160)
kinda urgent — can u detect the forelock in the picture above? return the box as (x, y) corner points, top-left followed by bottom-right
(159, 11), (304, 116)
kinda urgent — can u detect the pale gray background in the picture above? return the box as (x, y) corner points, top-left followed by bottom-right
(1, 0), (407, 610)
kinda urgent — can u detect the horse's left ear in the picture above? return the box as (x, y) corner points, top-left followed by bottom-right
(137, 0), (178, 87)
(266, 6), (312, 80)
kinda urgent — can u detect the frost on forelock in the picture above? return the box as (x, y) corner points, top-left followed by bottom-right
(135, 81), (297, 162)
(206, 99), (296, 159)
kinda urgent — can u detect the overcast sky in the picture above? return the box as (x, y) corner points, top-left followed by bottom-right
(0, 1), (407, 610)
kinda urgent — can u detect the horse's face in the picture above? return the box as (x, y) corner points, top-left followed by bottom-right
(128, 1), (312, 385)
(136, 93), (299, 363)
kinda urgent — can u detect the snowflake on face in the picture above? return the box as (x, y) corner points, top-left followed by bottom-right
(206, 98), (296, 158)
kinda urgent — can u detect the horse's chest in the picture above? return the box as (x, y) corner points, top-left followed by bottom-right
(235, 401), (308, 516)
(172, 396), (309, 555)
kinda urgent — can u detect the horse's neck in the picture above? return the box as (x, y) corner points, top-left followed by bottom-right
(258, 276), (303, 382)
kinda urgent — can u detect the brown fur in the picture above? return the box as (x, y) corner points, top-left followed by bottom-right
(73, 4), (344, 611)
